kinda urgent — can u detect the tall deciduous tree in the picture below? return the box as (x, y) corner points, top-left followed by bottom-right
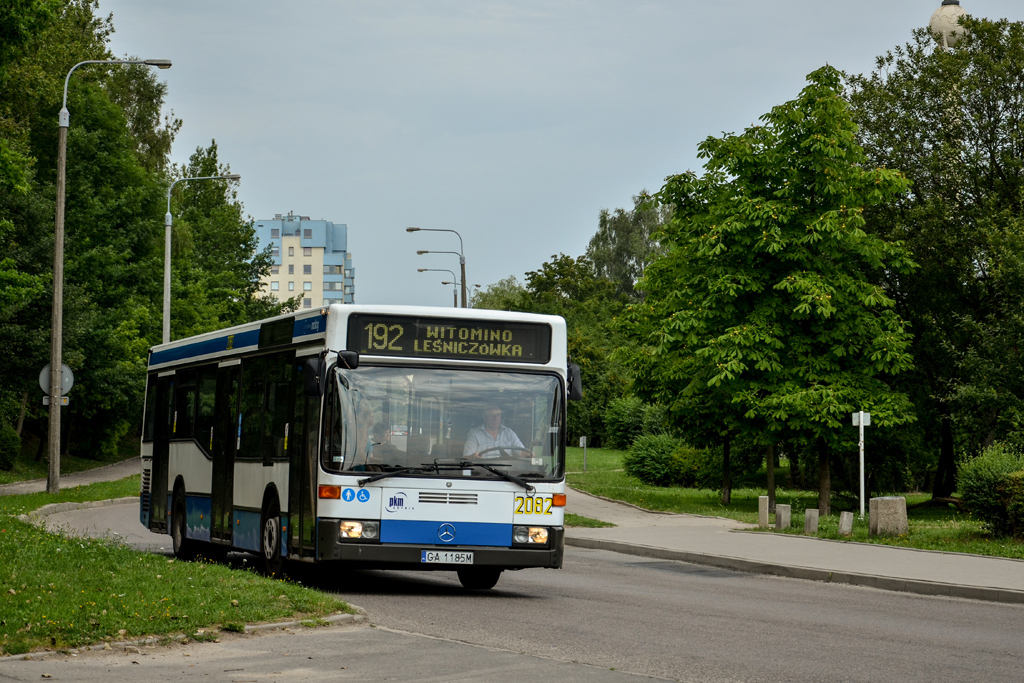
(585, 192), (668, 301)
(624, 66), (917, 513)
(847, 17), (1024, 497)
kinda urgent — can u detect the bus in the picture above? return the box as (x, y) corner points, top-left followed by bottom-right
(140, 304), (582, 589)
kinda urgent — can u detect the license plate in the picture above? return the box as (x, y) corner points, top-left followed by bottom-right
(421, 550), (474, 564)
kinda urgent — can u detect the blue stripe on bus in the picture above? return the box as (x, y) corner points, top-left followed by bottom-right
(185, 495), (212, 543)
(150, 330), (260, 366)
(381, 520), (513, 547)
(233, 509), (261, 552)
(148, 314), (327, 367)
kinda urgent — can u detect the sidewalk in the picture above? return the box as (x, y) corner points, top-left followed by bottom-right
(565, 488), (1024, 605)
(0, 457), (140, 497)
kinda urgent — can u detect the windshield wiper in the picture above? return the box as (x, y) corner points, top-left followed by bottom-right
(357, 466), (434, 487)
(357, 460), (536, 493)
(461, 461), (535, 493)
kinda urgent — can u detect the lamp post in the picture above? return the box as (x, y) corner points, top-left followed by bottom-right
(48, 58), (171, 495)
(406, 227), (467, 307)
(930, 0), (967, 49)
(163, 174), (240, 344)
(417, 268), (459, 307)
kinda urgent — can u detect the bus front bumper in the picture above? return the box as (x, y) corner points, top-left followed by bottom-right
(316, 521), (564, 570)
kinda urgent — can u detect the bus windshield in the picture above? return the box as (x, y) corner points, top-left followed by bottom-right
(321, 366), (564, 481)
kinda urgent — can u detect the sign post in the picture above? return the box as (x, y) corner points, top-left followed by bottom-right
(39, 363), (74, 492)
(852, 411), (871, 518)
(580, 436), (587, 472)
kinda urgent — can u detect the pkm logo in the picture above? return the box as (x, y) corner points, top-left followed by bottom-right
(385, 492), (410, 513)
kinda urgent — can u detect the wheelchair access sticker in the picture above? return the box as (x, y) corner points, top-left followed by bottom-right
(342, 488), (371, 503)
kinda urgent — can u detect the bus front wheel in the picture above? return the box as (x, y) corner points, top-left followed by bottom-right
(457, 567), (501, 590)
(261, 498), (284, 577)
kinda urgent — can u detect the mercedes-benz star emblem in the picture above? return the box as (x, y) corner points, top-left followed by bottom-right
(438, 523), (456, 543)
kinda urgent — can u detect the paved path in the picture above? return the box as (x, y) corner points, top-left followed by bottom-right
(565, 488), (1024, 604)
(0, 457), (140, 497)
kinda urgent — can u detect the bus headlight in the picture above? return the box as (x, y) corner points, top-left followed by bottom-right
(513, 526), (549, 545)
(339, 520), (380, 540)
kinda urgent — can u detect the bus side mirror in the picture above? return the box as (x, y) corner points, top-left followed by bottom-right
(338, 350), (359, 369)
(304, 357), (325, 398)
(567, 363), (583, 401)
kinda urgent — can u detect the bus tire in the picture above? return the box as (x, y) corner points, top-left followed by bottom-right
(171, 490), (197, 561)
(261, 497), (284, 577)
(457, 567), (501, 590)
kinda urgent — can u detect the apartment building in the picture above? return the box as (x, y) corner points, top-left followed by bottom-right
(253, 211), (355, 308)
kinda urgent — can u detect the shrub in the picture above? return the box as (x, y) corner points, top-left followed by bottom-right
(674, 444), (722, 488)
(604, 397), (646, 449)
(998, 471), (1024, 539)
(624, 434), (684, 487)
(958, 443), (1024, 536)
(0, 424), (20, 471)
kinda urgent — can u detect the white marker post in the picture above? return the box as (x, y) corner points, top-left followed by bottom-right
(580, 436), (587, 472)
(852, 411), (871, 518)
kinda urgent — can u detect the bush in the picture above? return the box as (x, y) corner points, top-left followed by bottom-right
(624, 434), (684, 487)
(998, 471), (1024, 539)
(0, 424), (20, 471)
(674, 444), (722, 488)
(958, 443), (1024, 536)
(604, 397), (646, 449)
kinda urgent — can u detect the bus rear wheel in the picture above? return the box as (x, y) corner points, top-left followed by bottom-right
(457, 567), (502, 590)
(171, 491), (197, 561)
(261, 499), (284, 577)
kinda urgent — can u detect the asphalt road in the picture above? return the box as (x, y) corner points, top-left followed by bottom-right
(27, 501), (1024, 682)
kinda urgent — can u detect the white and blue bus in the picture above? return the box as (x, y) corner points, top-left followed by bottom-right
(140, 304), (582, 589)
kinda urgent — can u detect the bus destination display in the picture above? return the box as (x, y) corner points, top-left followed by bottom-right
(348, 315), (551, 363)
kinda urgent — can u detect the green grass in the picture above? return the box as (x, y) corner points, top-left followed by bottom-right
(0, 478), (351, 656)
(566, 446), (1024, 559)
(0, 452), (131, 486)
(564, 513), (615, 528)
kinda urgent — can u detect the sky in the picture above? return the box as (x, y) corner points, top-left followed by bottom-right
(96, 0), (1024, 308)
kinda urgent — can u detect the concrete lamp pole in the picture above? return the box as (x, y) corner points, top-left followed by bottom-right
(406, 227), (467, 307)
(48, 58), (171, 495)
(417, 268), (458, 308)
(163, 174), (241, 344)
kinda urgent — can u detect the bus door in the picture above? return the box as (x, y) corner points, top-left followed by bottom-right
(211, 361), (240, 543)
(288, 356), (320, 558)
(150, 373), (175, 533)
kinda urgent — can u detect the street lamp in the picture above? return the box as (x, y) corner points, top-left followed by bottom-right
(417, 268), (459, 308)
(407, 227), (467, 307)
(930, 0), (968, 49)
(48, 58), (171, 494)
(163, 174), (241, 344)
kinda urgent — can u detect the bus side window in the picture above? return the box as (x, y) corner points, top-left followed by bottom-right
(142, 376), (158, 442)
(321, 375), (344, 472)
(195, 365), (218, 453)
(174, 370), (197, 439)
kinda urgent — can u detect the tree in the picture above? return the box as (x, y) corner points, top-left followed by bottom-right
(169, 141), (295, 340)
(585, 192), (669, 301)
(847, 17), (1024, 497)
(624, 66), (917, 513)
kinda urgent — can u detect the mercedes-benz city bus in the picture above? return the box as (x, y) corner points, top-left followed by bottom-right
(139, 305), (582, 589)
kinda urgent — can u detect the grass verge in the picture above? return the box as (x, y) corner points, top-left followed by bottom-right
(0, 477), (351, 656)
(564, 513), (615, 528)
(566, 447), (1024, 560)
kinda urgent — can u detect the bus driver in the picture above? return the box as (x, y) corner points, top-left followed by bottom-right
(464, 405), (525, 458)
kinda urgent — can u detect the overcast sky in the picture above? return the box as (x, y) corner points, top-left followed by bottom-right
(97, 1), (1022, 307)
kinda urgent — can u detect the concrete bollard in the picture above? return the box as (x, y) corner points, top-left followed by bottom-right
(758, 496), (769, 529)
(869, 496), (909, 537)
(838, 511), (854, 537)
(775, 503), (791, 530)
(804, 508), (819, 534)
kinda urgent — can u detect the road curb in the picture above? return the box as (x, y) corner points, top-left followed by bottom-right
(19, 496), (138, 525)
(565, 536), (1024, 605)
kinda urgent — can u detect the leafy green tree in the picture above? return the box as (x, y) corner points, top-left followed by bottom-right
(847, 17), (1024, 497)
(624, 66), (917, 513)
(585, 191), (668, 301)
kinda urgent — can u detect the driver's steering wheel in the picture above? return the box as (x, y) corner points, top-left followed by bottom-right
(472, 446), (534, 459)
